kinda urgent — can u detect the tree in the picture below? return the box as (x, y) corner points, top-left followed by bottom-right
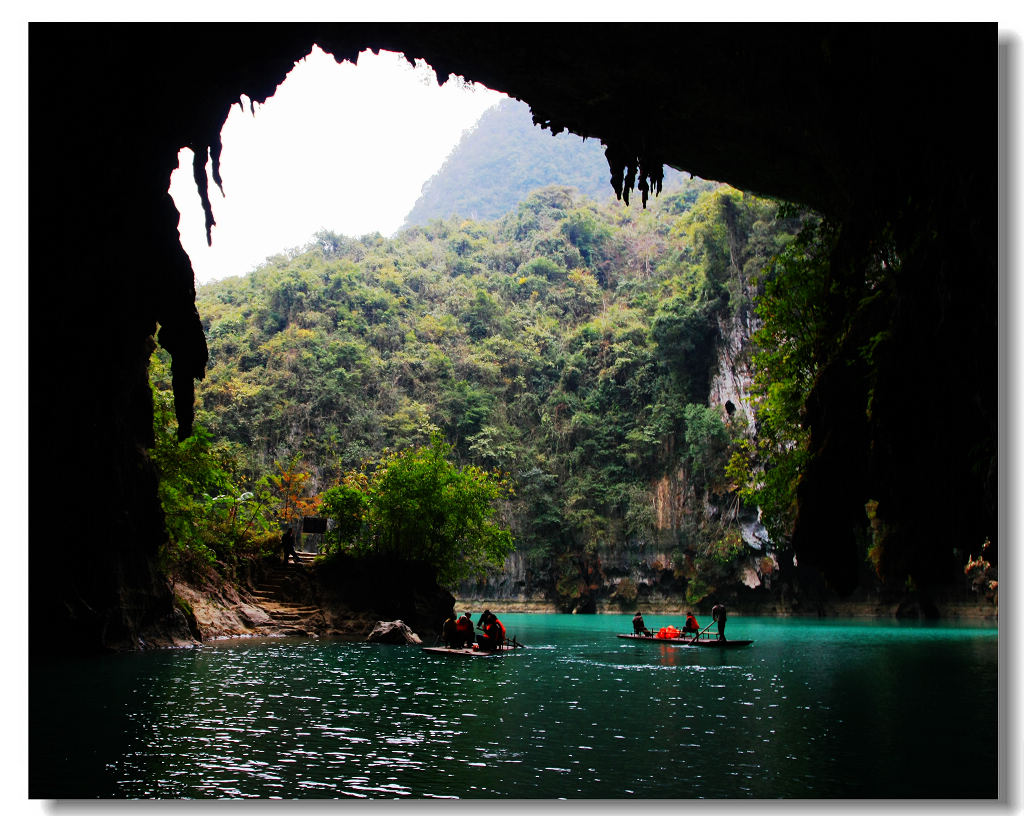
(650, 290), (721, 401)
(321, 435), (515, 587)
(265, 455), (321, 525)
(319, 473), (369, 551)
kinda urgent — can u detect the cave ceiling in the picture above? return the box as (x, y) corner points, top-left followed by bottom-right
(46, 23), (992, 236)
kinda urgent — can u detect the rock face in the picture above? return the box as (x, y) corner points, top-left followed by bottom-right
(708, 310), (759, 435)
(28, 24), (996, 651)
(366, 621), (423, 645)
(167, 554), (454, 644)
(173, 581), (275, 641)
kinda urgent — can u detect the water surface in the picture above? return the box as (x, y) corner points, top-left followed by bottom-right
(30, 614), (998, 799)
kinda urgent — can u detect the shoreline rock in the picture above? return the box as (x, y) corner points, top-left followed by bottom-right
(366, 620), (423, 644)
(158, 564), (997, 651)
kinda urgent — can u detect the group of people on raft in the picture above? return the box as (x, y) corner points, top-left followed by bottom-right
(632, 603), (728, 641)
(441, 609), (507, 651)
(440, 605), (728, 650)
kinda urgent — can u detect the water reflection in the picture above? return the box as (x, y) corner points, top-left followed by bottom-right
(29, 617), (998, 799)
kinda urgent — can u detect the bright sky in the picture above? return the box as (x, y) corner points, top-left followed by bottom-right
(169, 46), (505, 285)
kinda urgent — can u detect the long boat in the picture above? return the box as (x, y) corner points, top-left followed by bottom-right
(617, 633), (753, 648)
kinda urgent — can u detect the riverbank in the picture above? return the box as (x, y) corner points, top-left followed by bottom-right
(167, 566), (997, 648)
(169, 553), (458, 646)
(172, 573), (379, 644)
(453, 595), (999, 621)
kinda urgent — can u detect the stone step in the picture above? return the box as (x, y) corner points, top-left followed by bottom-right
(257, 598), (320, 610)
(246, 558), (325, 632)
(268, 611), (321, 621)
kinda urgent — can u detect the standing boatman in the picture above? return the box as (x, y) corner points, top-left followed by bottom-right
(712, 602), (727, 641)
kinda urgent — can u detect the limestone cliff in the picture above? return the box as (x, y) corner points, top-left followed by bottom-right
(708, 309), (760, 435)
(457, 226), (782, 613)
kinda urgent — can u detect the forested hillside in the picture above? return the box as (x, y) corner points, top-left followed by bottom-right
(156, 179), (828, 612)
(401, 99), (684, 229)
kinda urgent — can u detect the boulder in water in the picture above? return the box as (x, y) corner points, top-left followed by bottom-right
(367, 620), (422, 645)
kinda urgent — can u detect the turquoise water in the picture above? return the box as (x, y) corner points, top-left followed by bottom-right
(30, 614), (998, 799)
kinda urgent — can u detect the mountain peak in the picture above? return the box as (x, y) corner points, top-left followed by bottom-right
(401, 99), (641, 230)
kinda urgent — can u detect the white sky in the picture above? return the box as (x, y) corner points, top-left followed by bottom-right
(169, 46), (505, 285)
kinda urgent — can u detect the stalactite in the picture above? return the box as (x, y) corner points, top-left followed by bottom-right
(190, 143), (216, 246)
(210, 131), (225, 199)
(603, 143), (663, 209)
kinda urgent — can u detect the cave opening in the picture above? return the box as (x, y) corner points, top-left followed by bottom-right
(29, 24), (997, 655)
(169, 46), (506, 287)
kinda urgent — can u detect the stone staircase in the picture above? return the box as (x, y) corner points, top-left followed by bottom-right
(250, 553), (325, 635)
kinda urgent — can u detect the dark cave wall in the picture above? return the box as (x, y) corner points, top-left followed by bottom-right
(28, 23), (997, 651)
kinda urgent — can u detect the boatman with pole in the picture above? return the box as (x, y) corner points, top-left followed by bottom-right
(712, 602), (727, 641)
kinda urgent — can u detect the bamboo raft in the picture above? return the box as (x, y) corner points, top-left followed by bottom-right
(618, 632), (753, 648)
(423, 636), (525, 657)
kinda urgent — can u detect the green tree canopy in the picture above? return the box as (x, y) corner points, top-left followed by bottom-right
(150, 349), (279, 577)
(321, 435), (515, 587)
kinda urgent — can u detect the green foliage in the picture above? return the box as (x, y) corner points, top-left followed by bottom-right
(682, 403), (731, 491)
(319, 435), (514, 587)
(319, 476), (369, 551)
(684, 574), (713, 607)
(519, 256), (566, 282)
(650, 293), (721, 401)
(734, 215), (834, 541)
(189, 177), (805, 594)
(150, 350), (278, 577)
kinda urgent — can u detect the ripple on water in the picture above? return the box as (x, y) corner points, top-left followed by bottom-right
(37, 617), (996, 799)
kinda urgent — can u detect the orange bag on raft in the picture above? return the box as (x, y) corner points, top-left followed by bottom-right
(656, 626), (680, 639)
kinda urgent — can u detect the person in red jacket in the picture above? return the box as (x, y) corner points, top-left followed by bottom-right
(683, 611), (700, 636)
(476, 609), (506, 651)
(455, 612), (475, 648)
